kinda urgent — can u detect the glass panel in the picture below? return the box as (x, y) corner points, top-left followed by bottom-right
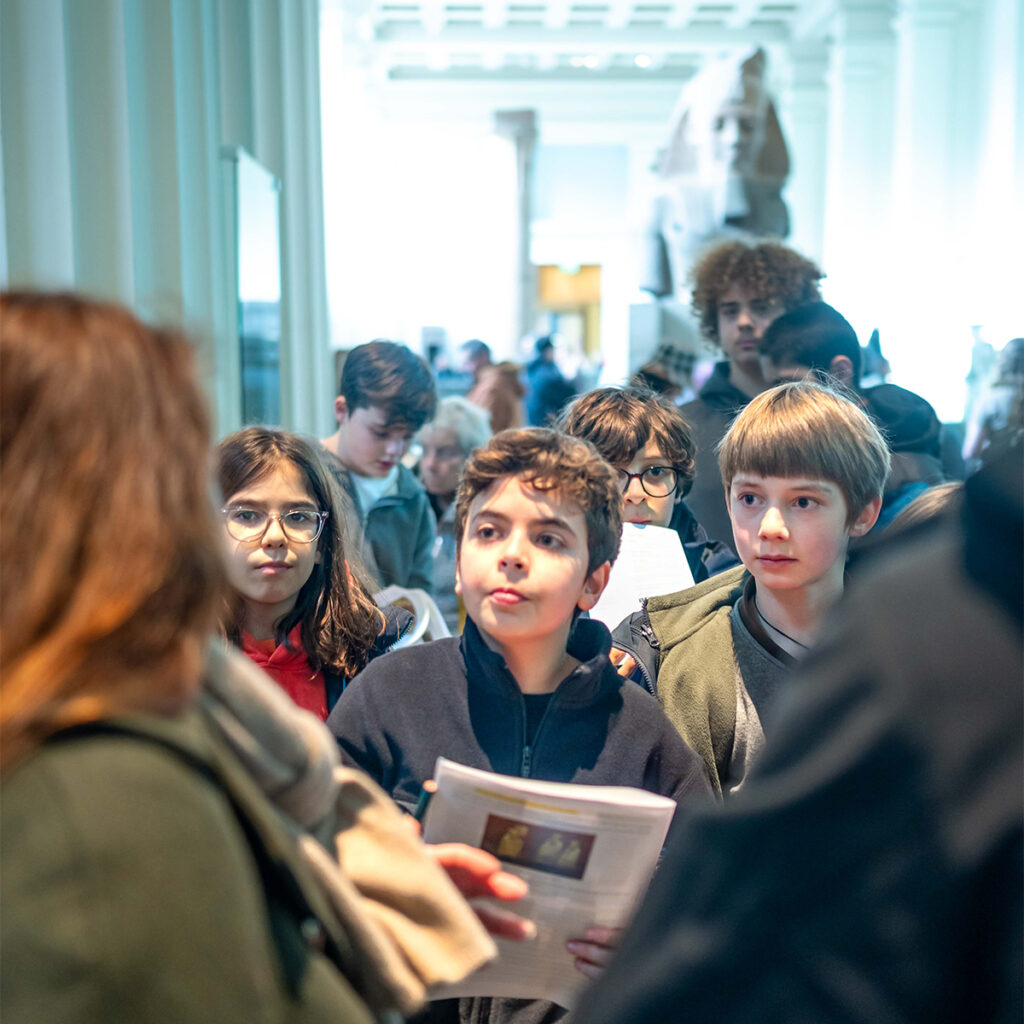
(234, 150), (282, 426)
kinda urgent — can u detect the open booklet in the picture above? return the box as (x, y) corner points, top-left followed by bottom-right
(421, 757), (676, 1009)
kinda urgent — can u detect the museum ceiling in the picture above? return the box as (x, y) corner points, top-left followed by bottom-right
(336, 0), (832, 81)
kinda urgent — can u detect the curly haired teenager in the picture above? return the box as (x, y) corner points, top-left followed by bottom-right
(682, 239), (823, 545)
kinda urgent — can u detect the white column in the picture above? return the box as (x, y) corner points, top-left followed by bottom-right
(495, 109), (539, 344)
(964, 0), (1024, 345)
(0, 0), (332, 438)
(276, 0), (333, 438)
(781, 40), (831, 266)
(64, 0), (134, 301)
(820, 0), (899, 333)
(885, 0), (982, 417)
(0, 0), (75, 288)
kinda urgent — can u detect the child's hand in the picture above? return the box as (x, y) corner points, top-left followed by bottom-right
(566, 925), (623, 979)
(425, 842), (536, 941)
(609, 647), (638, 678)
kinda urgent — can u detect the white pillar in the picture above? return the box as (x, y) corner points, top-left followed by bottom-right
(64, 0), (134, 301)
(494, 109), (539, 345)
(275, 0), (333, 438)
(0, 0), (331, 438)
(820, 0), (899, 334)
(886, 0), (983, 417)
(0, 0), (75, 288)
(781, 40), (831, 267)
(963, 0), (1024, 346)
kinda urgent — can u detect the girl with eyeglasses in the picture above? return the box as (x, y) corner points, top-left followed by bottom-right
(217, 428), (410, 719)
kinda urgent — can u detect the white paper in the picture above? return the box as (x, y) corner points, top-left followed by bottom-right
(421, 758), (676, 1009)
(590, 522), (695, 631)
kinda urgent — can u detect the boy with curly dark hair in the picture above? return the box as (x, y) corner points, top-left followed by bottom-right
(681, 240), (823, 545)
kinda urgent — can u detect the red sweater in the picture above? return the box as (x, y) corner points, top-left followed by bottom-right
(242, 625), (328, 720)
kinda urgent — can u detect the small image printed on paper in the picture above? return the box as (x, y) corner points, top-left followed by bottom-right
(480, 814), (595, 880)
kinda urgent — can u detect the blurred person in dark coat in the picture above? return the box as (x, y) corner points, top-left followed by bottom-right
(574, 444), (1022, 1024)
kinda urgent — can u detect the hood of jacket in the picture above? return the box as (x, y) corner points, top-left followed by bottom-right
(696, 361), (751, 413)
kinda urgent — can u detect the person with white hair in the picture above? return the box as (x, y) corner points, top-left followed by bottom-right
(416, 397), (493, 631)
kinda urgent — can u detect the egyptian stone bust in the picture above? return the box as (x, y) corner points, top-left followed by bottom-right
(641, 48), (791, 301)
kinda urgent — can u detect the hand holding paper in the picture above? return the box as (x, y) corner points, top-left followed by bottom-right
(421, 758), (676, 1009)
(425, 843), (536, 941)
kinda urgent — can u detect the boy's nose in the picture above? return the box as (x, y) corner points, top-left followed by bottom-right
(498, 533), (527, 570)
(758, 506), (789, 539)
(624, 477), (647, 504)
(385, 436), (406, 458)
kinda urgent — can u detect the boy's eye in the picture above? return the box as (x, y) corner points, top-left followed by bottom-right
(794, 496), (820, 509)
(476, 524), (498, 540)
(283, 510), (317, 526)
(737, 493), (760, 507)
(536, 532), (563, 550)
(228, 508), (260, 524)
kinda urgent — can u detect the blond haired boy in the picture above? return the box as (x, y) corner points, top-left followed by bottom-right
(612, 381), (890, 796)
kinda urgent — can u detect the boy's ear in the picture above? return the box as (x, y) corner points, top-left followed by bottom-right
(454, 559), (462, 597)
(576, 562), (611, 612)
(334, 395), (348, 425)
(848, 496), (882, 537)
(828, 355), (856, 387)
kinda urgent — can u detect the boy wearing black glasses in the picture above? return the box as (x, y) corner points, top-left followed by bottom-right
(559, 385), (738, 585)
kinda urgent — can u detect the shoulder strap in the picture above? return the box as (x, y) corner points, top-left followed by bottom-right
(45, 719), (340, 996)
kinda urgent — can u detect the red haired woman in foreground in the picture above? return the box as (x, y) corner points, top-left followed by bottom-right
(0, 292), (506, 1023)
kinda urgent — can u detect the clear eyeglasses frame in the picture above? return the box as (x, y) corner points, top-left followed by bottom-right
(615, 466), (679, 499)
(221, 507), (329, 544)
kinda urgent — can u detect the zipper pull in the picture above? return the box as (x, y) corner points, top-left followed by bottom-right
(639, 598), (660, 649)
(521, 745), (532, 778)
(640, 621), (660, 649)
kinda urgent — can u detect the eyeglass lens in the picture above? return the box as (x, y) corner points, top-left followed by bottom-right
(223, 509), (324, 542)
(616, 467), (677, 498)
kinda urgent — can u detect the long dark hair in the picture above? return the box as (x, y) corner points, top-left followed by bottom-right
(216, 428), (383, 678)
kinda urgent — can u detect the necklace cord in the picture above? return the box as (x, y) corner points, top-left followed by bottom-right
(754, 599), (811, 650)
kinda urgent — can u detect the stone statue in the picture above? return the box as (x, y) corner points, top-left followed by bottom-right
(641, 48), (791, 302)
